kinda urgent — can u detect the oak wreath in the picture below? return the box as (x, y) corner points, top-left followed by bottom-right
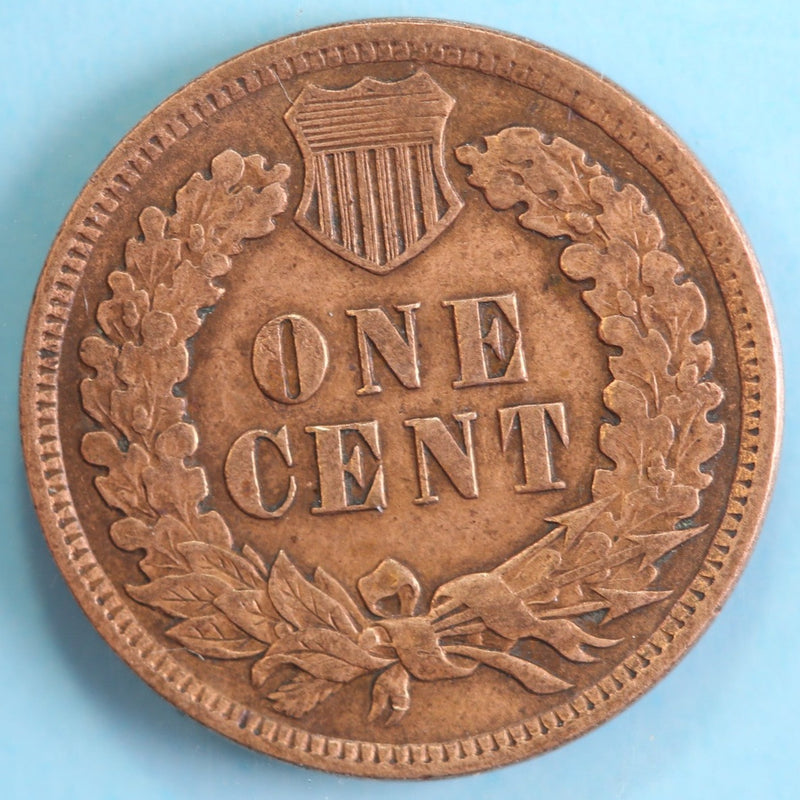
(79, 126), (724, 723)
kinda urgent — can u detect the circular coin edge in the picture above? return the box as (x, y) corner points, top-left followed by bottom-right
(19, 19), (783, 777)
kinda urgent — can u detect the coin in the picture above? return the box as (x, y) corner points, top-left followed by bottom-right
(20, 20), (782, 778)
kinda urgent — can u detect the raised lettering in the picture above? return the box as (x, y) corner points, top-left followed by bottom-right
(252, 313), (328, 404)
(224, 427), (296, 518)
(346, 303), (421, 395)
(444, 292), (528, 388)
(306, 421), (386, 514)
(404, 411), (478, 505)
(498, 403), (569, 493)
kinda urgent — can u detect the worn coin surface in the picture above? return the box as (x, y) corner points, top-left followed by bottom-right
(21, 20), (781, 778)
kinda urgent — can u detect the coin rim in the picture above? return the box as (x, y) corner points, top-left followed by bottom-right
(20, 19), (783, 777)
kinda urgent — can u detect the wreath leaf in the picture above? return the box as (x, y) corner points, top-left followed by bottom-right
(455, 128), (603, 241)
(137, 516), (195, 579)
(179, 542), (264, 590)
(168, 613), (266, 659)
(213, 588), (278, 645)
(268, 673), (343, 718)
(268, 551), (360, 636)
(79, 336), (123, 431)
(253, 628), (392, 687)
(97, 271), (149, 346)
(151, 260), (224, 342)
(81, 431), (153, 520)
(127, 573), (231, 619)
(169, 150), (289, 257)
(589, 175), (664, 254)
(124, 206), (182, 295)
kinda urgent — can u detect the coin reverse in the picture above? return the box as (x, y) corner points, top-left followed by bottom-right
(21, 20), (782, 778)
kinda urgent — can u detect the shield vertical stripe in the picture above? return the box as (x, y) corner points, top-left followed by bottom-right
(376, 147), (399, 262)
(314, 153), (335, 241)
(396, 145), (417, 249)
(355, 149), (379, 265)
(416, 143), (438, 234)
(333, 150), (355, 254)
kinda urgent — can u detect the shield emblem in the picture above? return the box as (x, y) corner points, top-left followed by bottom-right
(285, 72), (463, 274)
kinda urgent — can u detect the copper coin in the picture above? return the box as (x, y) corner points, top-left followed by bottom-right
(20, 20), (782, 778)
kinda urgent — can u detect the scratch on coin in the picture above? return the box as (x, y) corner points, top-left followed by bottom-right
(276, 74), (292, 105)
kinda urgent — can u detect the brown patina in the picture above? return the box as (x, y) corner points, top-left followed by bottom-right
(20, 20), (781, 778)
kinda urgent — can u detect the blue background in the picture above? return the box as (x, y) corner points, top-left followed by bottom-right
(2, 2), (797, 798)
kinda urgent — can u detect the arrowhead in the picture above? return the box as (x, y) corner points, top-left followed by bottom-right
(546, 495), (616, 546)
(627, 526), (707, 562)
(593, 587), (673, 624)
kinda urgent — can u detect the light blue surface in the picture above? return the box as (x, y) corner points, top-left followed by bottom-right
(2, 2), (797, 798)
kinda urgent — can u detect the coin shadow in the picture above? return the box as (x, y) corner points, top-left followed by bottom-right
(8, 39), (311, 784)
